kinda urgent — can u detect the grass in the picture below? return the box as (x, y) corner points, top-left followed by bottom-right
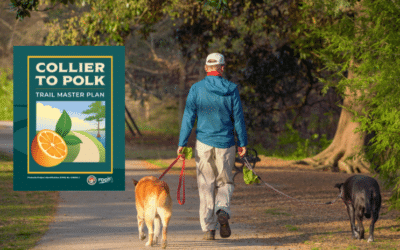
(87, 128), (105, 131)
(390, 226), (400, 232)
(64, 143), (80, 162)
(0, 68), (13, 121)
(0, 151), (13, 162)
(285, 224), (299, 231)
(0, 162), (58, 249)
(345, 245), (358, 250)
(265, 208), (291, 216)
(63, 132), (80, 162)
(144, 158), (197, 177)
(146, 159), (171, 169)
(375, 243), (398, 250)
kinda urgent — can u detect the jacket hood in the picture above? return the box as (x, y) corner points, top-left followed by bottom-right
(204, 76), (237, 96)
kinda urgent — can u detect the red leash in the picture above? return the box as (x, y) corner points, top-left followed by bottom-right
(158, 155), (185, 205)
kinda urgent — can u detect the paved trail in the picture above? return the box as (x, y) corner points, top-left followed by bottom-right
(72, 132), (100, 162)
(33, 160), (296, 249)
(0, 121), (13, 157)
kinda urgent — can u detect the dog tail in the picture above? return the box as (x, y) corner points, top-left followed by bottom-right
(365, 190), (372, 219)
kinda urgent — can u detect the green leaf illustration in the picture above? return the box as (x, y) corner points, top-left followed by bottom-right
(63, 135), (83, 145)
(243, 166), (260, 185)
(181, 147), (193, 160)
(55, 110), (72, 138)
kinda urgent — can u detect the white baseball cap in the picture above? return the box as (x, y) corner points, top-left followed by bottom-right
(206, 53), (225, 65)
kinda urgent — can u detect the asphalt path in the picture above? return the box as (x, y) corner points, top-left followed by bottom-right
(0, 121), (13, 157)
(0, 122), (297, 249)
(32, 160), (297, 249)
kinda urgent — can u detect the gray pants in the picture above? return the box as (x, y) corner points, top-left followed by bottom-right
(195, 140), (235, 232)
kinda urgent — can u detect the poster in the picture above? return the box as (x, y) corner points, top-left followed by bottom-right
(13, 46), (125, 191)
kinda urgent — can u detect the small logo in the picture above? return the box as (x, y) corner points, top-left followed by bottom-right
(87, 175), (97, 185)
(98, 177), (113, 184)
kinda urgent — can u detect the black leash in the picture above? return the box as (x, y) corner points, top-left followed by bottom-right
(242, 156), (341, 206)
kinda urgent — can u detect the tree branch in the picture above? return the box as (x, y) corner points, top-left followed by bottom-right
(0, 18), (25, 40)
(7, 18), (19, 51)
(132, 7), (148, 26)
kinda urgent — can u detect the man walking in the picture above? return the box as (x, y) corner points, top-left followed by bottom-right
(177, 53), (248, 240)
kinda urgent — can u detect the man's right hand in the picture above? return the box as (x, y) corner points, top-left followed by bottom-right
(177, 146), (184, 161)
(238, 147), (247, 157)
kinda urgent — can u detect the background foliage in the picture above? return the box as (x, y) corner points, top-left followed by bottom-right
(306, 0), (400, 211)
(0, 68), (13, 121)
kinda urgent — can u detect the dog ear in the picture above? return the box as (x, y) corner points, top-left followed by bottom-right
(334, 183), (343, 189)
(132, 179), (138, 186)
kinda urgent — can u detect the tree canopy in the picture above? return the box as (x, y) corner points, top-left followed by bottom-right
(82, 101), (106, 123)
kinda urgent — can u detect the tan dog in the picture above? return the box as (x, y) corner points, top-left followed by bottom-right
(133, 176), (172, 248)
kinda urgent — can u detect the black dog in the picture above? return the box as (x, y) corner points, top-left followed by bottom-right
(335, 175), (381, 242)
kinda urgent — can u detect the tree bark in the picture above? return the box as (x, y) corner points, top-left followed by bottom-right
(296, 1), (372, 173)
(97, 120), (101, 138)
(296, 63), (370, 173)
(144, 100), (150, 121)
(7, 19), (19, 53)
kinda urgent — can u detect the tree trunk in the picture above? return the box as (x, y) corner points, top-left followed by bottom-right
(296, 1), (372, 174)
(7, 19), (19, 53)
(144, 100), (150, 121)
(296, 66), (370, 173)
(97, 120), (101, 138)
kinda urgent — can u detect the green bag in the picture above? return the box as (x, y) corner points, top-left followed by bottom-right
(243, 165), (260, 184)
(180, 147), (193, 160)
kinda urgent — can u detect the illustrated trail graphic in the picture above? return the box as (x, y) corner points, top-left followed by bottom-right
(33, 101), (106, 166)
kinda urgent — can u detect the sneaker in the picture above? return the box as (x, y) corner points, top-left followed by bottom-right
(203, 230), (215, 240)
(217, 210), (231, 238)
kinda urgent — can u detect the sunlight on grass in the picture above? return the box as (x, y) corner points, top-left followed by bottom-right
(0, 162), (58, 249)
(0, 152), (13, 162)
(146, 159), (170, 169)
(0, 68), (13, 121)
(265, 208), (291, 216)
(285, 224), (299, 231)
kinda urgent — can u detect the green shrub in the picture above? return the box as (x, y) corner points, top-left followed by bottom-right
(0, 68), (13, 121)
(275, 124), (332, 159)
(254, 124), (332, 160)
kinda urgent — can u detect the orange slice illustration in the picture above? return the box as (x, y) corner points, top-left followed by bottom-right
(31, 129), (68, 167)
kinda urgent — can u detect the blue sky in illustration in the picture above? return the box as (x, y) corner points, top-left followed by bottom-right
(36, 101), (106, 131)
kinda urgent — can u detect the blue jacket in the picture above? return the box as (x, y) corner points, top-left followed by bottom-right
(179, 75), (248, 148)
